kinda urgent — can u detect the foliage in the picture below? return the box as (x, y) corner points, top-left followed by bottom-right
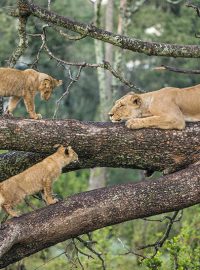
(0, 0), (200, 269)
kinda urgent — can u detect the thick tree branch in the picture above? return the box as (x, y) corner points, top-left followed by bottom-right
(0, 164), (200, 268)
(0, 118), (199, 180)
(0, 151), (44, 181)
(14, 0), (200, 58)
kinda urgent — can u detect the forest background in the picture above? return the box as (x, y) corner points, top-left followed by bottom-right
(0, 0), (200, 269)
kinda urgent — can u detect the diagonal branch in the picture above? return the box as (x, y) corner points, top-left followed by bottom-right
(0, 164), (200, 268)
(13, 0), (200, 58)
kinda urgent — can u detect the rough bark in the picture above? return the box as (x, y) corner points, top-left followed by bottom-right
(0, 164), (199, 268)
(0, 151), (44, 181)
(0, 118), (199, 181)
(16, 0), (200, 58)
(0, 98), (3, 116)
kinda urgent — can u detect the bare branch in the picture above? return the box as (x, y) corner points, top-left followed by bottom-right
(15, 0), (200, 58)
(29, 25), (140, 92)
(186, 3), (200, 17)
(53, 66), (83, 118)
(154, 65), (200, 74)
(137, 211), (180, 258)
(76, 236), (106, 270)
(166, 0), (184, 4)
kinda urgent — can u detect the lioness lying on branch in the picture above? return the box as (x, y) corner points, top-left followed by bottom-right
(109, 86), (200, 129)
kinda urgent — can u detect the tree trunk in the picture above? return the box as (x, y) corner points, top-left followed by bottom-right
(0, 118), (199, 180)
(0, 164), (199, 268)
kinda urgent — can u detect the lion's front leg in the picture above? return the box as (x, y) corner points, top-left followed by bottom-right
(126, 118), (151, 129)
(43, 179), (58, 205)
(23, 94), (42, 120)
(126, 116), (185, 130)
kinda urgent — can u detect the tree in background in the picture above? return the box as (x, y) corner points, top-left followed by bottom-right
(0, 0), (200, 269)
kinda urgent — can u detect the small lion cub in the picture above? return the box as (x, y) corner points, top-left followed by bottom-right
(0, 68), (62, 119)
(0, 145), (78, 217)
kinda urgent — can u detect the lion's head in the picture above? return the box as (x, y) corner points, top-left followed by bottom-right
(108, 92), (142, 122)
(39, 74), (62, 101)
(54, 144), (79, 165)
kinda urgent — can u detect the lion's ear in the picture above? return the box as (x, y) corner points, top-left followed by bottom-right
(53, 144), (66, 154)
(57, 79), (63, 86)
(131, 95), (141, 107)
(53, 79), (62, 88)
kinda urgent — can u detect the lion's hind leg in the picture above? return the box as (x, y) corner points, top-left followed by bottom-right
(5, 96), (21, 115)
(2, 204), (20, 218)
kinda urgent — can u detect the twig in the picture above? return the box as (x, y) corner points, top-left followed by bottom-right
(76, 236), (106, 270)
(29, 34), (45, 69)
(143, 210), (183, 223)
(154, 65), (200, 74)
(33, 251), (65, 270)
(118, 238), (147, 260)
(166, 0), (184, 4)
(53, 66), (83, 119)
(186, 3), (200, 17)
(52, 25), (89, 40)
(119, 211), (182, 262)
(29, 25), (141, 93)
(138, 211), (179, 253)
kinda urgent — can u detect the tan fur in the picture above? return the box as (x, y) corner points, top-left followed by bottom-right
(109, 85), (200, 130)
(0, 145), (78, 217)
(0, 68), (62, 119)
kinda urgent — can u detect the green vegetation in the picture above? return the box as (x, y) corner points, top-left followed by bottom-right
(1, 1), (200, 269)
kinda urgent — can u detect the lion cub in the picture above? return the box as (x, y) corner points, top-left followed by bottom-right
(0, 145), (78, 217)
(109, 85), (200, 130)
(0, 68), (62, 119)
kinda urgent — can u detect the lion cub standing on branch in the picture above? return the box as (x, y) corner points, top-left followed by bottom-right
(109, 85), (200, 130)
(0, 68), (62, 119)
(0, 145), (78, 217)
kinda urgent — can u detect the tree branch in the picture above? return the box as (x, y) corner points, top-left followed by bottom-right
(14, 0), (200, 58)
(154, 65), (200, 74)
(0, 164), (200, 268)
(8, 0), (30, 66)
(0, 119), (199, 181)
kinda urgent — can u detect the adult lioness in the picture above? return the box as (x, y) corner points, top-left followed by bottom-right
(0, 68), (62, 119)
(109, 86), (200, 129)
